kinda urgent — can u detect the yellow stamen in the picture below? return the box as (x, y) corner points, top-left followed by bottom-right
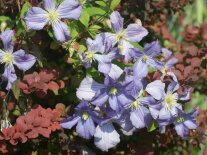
(142, 55), (148, 62)
(48, 11), (59, 23)
(109, 87), (118, 95)
(164, 93), (178, 109)
(129, 99), (141, 111)
(176, 116), (184, 123)
(85, 51), (94, 62)
(0, 52), (13, 65)
(82, 112), (89, 120)
(116, 30), (125, 41)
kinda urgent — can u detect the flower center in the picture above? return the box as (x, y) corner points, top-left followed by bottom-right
(161, 67), (167, 75)
(48, 11), (59, 23)
(0, 52), (13, 65)
(116, 30), (125, 41)
(129, 99), (141, 111)
(142, 55), (148, 62)
(176, 116), (184, 123)
(85, 51), (94, 62)
(82, 112), (89, 120)
(109, 87), (118, 95)
(164, 93), (178, 109)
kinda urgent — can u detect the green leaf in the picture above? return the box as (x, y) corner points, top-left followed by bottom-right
(68, 21), (80, 38)
(88, 25), (101, 38)
(20, 2), (31, 18)
(147, 120), (158, 132)
(85, 7), (106, 16)
(12, 80), (20, 100)
(110, 0), (121, 10)
(95, 1), (107, 6)
(79, 10), (90, 27)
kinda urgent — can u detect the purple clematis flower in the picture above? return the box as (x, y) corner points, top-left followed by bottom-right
(105, 11), (148, 62)
(91, 76), (134, 112)
(0, 30), (36, 90)
(125, 92), (153, 129)
(80, 34), (116, 74)
(146, 80), (190, 125)
(24, 0), (82, 42)
(60, 100), (99, 139)
(174, 108), (198, 138)
(131, 41), (163, 79)
(160, 48), (178, 77)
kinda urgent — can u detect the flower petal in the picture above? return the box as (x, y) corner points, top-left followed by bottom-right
(0, 30), (14, 52)
(52, 20), (70, 42)
(144, 41), (161, 57)
(3, 65), (17, 90)
(57, 0), (82, 20)
(60, 116), (80, 129)
(94, 123), (120, 152)
(43, 0), (56, 11)
(133, 58), (148, 79)
(76, 119), (94, 139)
(24, 7), (48, 30)
(109, 96), (119, 111)
(118, 40), (134, 62)
(86, 36), (103, 52)
(175, 123), (186, 138)
(76, 77), (105, 101)
(92, 88), (109, 107)
(13, 50), (36, 72)
(108, 64), (123, 80)
(125, 24), (148, 42)
(146, 80), (165, 100)
(110, 11), (124, 33)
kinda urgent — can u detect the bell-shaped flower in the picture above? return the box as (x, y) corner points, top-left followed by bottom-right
(174, 108), (198, 138)
(91, 76), (134, 112)
(0, 30), (36, 90)
(24, 0), (82, 42)
(60, 100), (99, 139)
(80, 35), (116, 74)
(105, 11), (148, 62)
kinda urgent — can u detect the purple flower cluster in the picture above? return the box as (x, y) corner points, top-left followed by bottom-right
(60, 11), (199, 151)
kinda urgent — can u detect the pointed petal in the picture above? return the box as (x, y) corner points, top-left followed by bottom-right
(60, 116), (80, 129)
(57, 0), (82, 20)
(52, 20), (70, 42)
(179, 87), (191, 101)
(3, 65), (17, 90)
(125, 24), (148, 42)
(118, 40), (134, 62)
(162, 48), (172, 59)
(0, 30), (14, 52)
(129, 48), (143, 59)
(43, 0), (56, 11)
(109, 96), (119, 111)
(144, 41), (161, 57)
(13, 50), (36, 72)
(184, 120), (197, 129)
(175, 124), (186, 138)
(110, 11), (124, 33)
(92, 89), (109, 107)
(94, 123), (120, 152)
(146, 80), (165, 100)
(133, 58), (148, 79)
(76, 77), (105, 101)
(76, 119), (92, 139)
(117, 93), (134, 106)
(94, 54), (111, 74)
(86, 36), (103, 52)
(130, 108), (146, 129)
(24, 7), (48, 30)
(108, 64), (123, 80)
(166, 58), (178, 68)
(167, 81), (179, 94)
(146, 58), (163, 69)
